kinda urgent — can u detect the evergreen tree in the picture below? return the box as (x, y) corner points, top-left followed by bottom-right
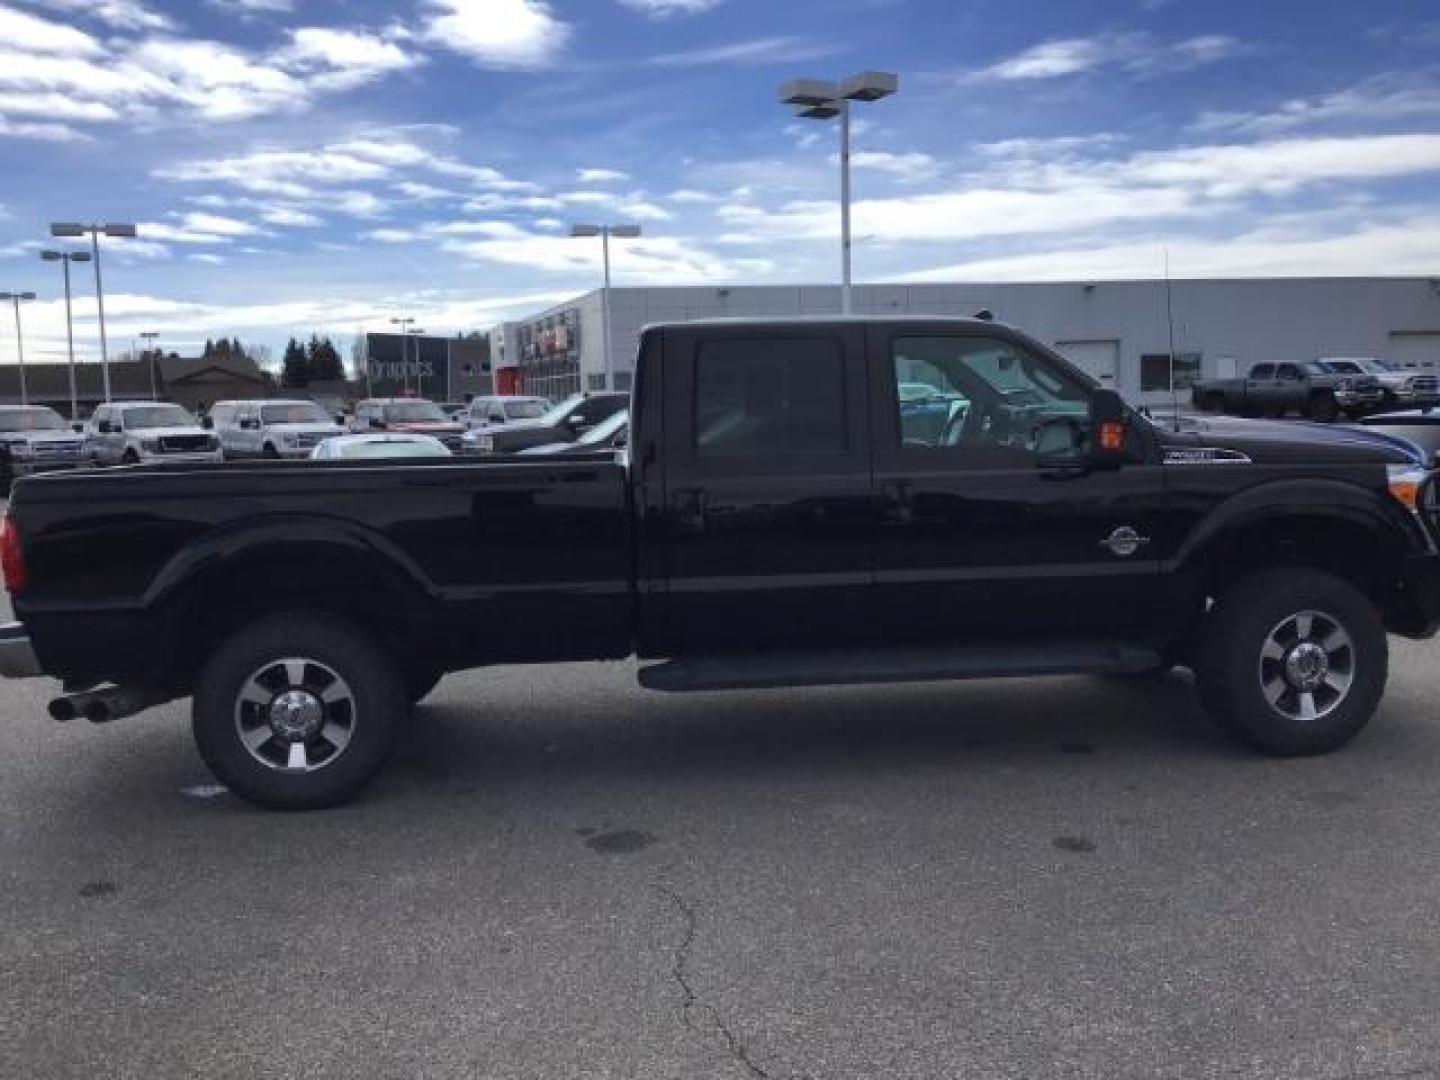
(308, 335), (344, 382)
(282, 337), (310, 388)
(202, 337), (215, 358)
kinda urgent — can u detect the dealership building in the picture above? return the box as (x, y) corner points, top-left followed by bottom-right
(493, 277), (1440, 406)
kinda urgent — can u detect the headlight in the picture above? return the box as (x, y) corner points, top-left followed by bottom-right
(1388, 464), (1430, 512)
(140, 438), (160, 452)
(281, 432), (299, 445)
(7, 441), (32, 458)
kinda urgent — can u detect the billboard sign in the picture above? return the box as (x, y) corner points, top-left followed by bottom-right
(365, 333), (451, 399)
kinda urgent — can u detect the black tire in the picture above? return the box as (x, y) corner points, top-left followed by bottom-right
(262, 443), (280, 459)
(1194, 568), (1387, 756)
(121, 449), (140, 465)
(192, 614), (404, 810)
(1201, 393), (1225, 414)
(1307, 394), (1339, 422)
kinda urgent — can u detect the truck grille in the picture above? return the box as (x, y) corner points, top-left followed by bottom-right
(159, 434), (213, 453)
(1412, 376), (1438, 393)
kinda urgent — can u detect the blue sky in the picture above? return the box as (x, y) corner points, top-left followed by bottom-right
(0, 0), (1438, 364)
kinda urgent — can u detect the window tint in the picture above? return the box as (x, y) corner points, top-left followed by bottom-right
(694, 337), (845, 457)
(1250, 364), (1275, 379)
(890, 336), (1090, 459)
(1276, 364), (1302, 380)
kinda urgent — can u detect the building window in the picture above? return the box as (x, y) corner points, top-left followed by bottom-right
(613, 372), (633, 392)
(587, 374), (608, 391)
(694, 337), (846, 457)
(1140, 353), (1202, 393)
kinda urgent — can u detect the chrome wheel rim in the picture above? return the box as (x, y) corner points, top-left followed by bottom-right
(234, 657), (356, 773)
(1257, 610), (1354, 722)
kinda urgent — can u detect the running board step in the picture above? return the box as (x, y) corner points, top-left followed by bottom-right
(638, 643), (1163, 693)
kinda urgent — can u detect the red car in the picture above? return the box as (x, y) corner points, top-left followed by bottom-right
(351, 399), (466, 453)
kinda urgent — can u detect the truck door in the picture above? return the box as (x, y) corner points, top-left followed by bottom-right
(1246, 363), (1276, 411)
(1273, 364), (1303, 414)
(867, 325), (1176, 645)
(654, 323), (876, 653)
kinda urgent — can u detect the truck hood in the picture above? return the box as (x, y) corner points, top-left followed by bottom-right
(1159, 416), (1423, 466)
(267, 422), (345, 437)
(0, 430), (83, 446)
(389, 421), (464, 435)
(129, 425), (210, 439)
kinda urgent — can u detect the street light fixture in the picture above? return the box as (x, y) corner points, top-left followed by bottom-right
(50, 222), (139, 403)
(570, 224), (642, 392)
(779, 70), (899, 315)
(40, 249), (92, 421)
(0, 291), (36, 406)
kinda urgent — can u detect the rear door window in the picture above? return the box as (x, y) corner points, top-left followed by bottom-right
(693, 337), (846, 457)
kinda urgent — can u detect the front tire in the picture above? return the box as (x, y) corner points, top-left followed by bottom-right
(1194, 568), (1386, 756)
(193, 614), (404, 810)
(1307, 394), (1339, 422)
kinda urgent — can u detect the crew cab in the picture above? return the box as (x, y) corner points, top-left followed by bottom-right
(2, 317), (1437, 810)
(208, 399), (345, 460)
(1193, 361), (1384, 421)
(0, 405), (87, 492)
(1315, 358), (1440, 410)
(461, 395), (552, 432)
(460, 392), (627, 455)
(84, 401), (223, 466)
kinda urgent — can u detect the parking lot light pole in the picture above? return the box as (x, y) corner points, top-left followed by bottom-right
(571, 224), (641, 392)
(779, 71), (899, 315)
(0, 292), (37, 406)
(50, 223), (138, 403)
(139, 330), (160, 400)
(390, 316), (415, 396)
(41, 250), (92, 421)
(408, 329), (427, 399)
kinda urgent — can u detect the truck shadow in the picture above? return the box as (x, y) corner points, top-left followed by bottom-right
(379, 668), (1241, 800)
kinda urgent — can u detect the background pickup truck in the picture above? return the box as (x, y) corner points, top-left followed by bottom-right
(1192, 361), (1384, 421)
(2, 317), (1438, 809)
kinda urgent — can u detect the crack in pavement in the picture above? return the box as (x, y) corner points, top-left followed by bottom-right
(653, 882), (791, 1080)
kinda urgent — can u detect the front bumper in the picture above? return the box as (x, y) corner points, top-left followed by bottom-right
(0, 622), (41, 679)
(1393, 553), (1440, 639)
(1335, 391), (1385, 409)
(138, 450), (225, 465)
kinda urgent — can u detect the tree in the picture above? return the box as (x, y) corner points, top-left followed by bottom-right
(282, 337), (310, 388)
(307, 334), (345, 382)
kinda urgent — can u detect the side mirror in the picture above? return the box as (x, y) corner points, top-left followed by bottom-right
(613, 431), (629, 449)
(201, 416), (214, 430)
(335, 414), (346, 425)
(97, 421), (112, 434)
(1089, 389), (1129, 468)
(72, 423), (83, 433)
(368, 417), (384, 430)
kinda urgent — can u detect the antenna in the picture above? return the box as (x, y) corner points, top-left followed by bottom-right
(1164, 248), (1180, 432)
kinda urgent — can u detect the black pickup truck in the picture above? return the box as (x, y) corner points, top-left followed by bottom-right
(2, 318), (1438, 809)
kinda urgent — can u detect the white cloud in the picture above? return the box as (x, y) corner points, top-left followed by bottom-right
(0, 4), (102, 55)
(648, 36), (840, 67)
(420, 0), (570, 69)
(207, 0), (293, 12)
(617, 0), (722, 16)
(276, 28), (420, 89)
(365, 228), (418, 243)
(187, 253), (226, 264)
(334, 191), (389, 218)
(846, 150), (938, 181)
(1194, 73), (1440, 135)
(667, 189), (719, 203)
(394, 181), (456, 200)
(0, 90), (119, 120)
(32, 0), (173, 31)
(259, 206), (322, 227)
(138, 212), (260, 243)
(0, 114), (88, 140)
(578, 167), (629, 183)
(970, 31), (1248, 82)
(125, 38), (303, 120)
(166, 149), (386, 197)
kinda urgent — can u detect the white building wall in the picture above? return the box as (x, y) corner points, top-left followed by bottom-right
(504, 278), (1440, 404)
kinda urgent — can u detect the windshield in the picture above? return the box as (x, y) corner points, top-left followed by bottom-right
(121, 405), (195, 429)
(382, 401), (446, 423)
(263, 403), (332, 425)
(504, 399), (550, 420)
(538, 394), (586, 426)
(0, 408), (67, 432)
(577, 409), (629, 446)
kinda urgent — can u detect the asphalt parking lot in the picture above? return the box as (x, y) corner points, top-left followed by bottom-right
(4, 607), (1440, 1079)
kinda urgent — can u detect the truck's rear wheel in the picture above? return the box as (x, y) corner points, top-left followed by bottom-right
(1200, 392), (1225, 413)
(193, 614), (403, 810)
(1194, 568), (1386, 755)
(1307, 394), (1339, 422)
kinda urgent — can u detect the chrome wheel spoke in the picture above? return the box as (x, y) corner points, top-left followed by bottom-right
(1320, 628), (1349, 656)
(282, 659), (308, 689)
(235, 656), (356, 775)
(1258, 609), (1356, 722)
(1294, 612), (1314, 641)
(240, 724), (273, 751)
(319, 681), (350, 706)
(1261, 639), (1287, 662)
(239, 680), (272, 709)
(1323, 669), (1353, 694)
(1296, 692), (1318, 721)
(286, 741), (309, 771)
(321, 721), (351, 752)
(1262, 675), (1288, 706)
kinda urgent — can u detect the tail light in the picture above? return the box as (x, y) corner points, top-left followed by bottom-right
(0, 514), (25, 595)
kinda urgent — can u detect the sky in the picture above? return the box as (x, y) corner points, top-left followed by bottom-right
(0, 0), (1438, 366)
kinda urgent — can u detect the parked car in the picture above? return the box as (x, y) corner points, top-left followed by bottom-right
(351, 398), (466, 453)
(3, 317), (1439, 810)
(1357, 409), (1440, 465)
(435, 402), (471, 422)
(461, 395), (552, 432)
(310, 434), (452, 460)
(0, 406), (88, 492)
(208, 399), (345, 460)
(461, 392), (628, 456)
(1314, 358), (1440, 410)
(1192, 361), (1384, 420)
(84, 401), (222, 466)
(516, 408), (629, 456)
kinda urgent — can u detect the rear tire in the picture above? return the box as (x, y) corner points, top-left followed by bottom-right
(1307, 394), (1339, 422)
(1194, 568), (1386, 755)
(192, 614), (404, 810)
(121, 449), (140, 465)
